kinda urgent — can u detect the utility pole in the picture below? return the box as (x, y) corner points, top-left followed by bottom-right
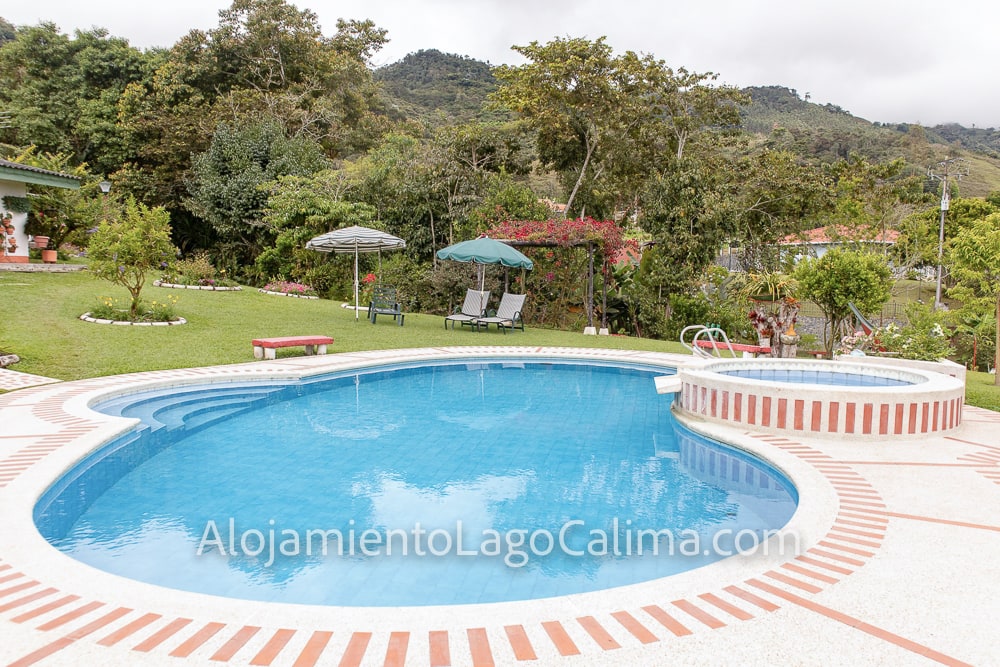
(927, 157), (968, 310)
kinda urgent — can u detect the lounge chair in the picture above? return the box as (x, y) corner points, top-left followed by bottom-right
(368, 285), (404, 326)
(445, 289), (490, 329)
(475, 293), (526, 334)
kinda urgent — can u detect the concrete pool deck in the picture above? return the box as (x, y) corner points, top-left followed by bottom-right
(0, 346), (998, 666)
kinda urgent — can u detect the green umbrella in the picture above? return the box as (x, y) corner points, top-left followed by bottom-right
(436, 236), (533, 292)
(436, 236), (534, 269)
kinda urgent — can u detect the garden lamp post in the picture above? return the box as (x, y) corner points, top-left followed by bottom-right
(98, 180), (112, 224)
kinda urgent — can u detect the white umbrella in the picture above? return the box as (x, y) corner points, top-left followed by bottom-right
(306, 226), (406, 320)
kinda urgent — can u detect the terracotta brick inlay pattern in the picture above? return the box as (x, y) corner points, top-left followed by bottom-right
(678, 375), (964, 439)
(0, 350), (987, 666)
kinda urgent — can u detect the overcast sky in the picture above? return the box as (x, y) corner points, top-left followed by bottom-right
(5, 0), (998, 128)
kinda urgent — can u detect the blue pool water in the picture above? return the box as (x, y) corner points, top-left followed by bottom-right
(35, 360), (797, 607)
(719, 368), (915, 387)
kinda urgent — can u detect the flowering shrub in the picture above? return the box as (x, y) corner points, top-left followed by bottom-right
(485, 218), (625, 260)
(877, 304), (954, 361)
(90, 295), (180, 322)
(361, 272), (377, 302)
(479, 218), (626, 329)
(1, 213), (17, 256)
(262, 280), (317, 296)
(837, 329), (878, 356)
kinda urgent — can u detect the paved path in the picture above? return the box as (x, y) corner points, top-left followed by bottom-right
(0, 368), (61, 392)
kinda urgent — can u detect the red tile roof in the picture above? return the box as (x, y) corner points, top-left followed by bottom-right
(781, 225), (899, 245)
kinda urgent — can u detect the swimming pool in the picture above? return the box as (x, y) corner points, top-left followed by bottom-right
(34, 360), (797, 607)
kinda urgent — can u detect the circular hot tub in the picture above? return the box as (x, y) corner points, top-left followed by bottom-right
(675, 358), (965, 439)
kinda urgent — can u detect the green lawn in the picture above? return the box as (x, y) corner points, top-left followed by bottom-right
(0, 270), (684, 381)
(4, 270), (998, 412)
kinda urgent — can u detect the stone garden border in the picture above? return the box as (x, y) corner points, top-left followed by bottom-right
(257, 288), (319, 299)
(153, 280), (241, 291)
(79, 313), (187, 326)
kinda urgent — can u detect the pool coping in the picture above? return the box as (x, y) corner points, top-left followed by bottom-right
(1, 346), (998, 666)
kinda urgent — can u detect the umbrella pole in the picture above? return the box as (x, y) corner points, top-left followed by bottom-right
(479, 263), (486, 314)
(354, 242), (360, 321)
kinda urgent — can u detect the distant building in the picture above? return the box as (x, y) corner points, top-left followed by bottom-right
(537, 198), (567, 215)
(612, 241), (643, 268)
(780, 225), (898, 262)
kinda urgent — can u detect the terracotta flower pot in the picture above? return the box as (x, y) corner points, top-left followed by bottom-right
(32, 235), (50, 249)
(41, 249), (57, 263)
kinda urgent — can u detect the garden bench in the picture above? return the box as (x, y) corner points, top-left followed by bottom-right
(693, 339), (771, 358)
(252, 335), (333, 360)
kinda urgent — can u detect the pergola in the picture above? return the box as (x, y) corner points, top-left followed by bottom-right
(500, 238), (607, 331)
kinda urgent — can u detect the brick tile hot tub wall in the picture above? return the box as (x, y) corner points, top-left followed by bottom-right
(675, 358), (966, 439)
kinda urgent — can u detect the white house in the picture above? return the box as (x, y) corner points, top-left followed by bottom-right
(0, 159), (80, 264)
(780, 225), (899, 262)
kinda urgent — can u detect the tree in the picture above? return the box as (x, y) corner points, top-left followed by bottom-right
(186, 118), (329, 272)
(635, 63), (746, 162)
(896, 198), (997, 271)
(493, 37), (748, 220)
(256, 173), (377, 289)
(0, 17), (16, 45)
(117, 0), (390, 219)
(203, 0), (390, 153)
(492, 37), (636, 219)
(794, 249), (893, 354)
(949, 213), (1000, 384)
(88, 198), (178, 319)
(467, 175), (551, 230)
(823, 155), (924, 248)
(721, 148), (832, 272)
(340, 133), (444, 259)
(638, 158), (730, 297)
(0, 24), (150, 174)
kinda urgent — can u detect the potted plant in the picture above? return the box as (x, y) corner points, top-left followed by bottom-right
(737, 272), (801, 356)
(1, 213), (17, 259)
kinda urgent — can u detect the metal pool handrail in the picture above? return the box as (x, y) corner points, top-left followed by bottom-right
(680, 324), (737, 358)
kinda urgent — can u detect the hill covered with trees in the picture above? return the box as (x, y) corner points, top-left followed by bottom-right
(740, 85), (1000, 196)
(374, 63), (1000, 196)
(375, 49), (499, 126)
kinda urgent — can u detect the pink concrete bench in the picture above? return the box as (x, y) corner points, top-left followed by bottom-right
(694, 339), (771, 358)
(252, 335), (333, 360)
